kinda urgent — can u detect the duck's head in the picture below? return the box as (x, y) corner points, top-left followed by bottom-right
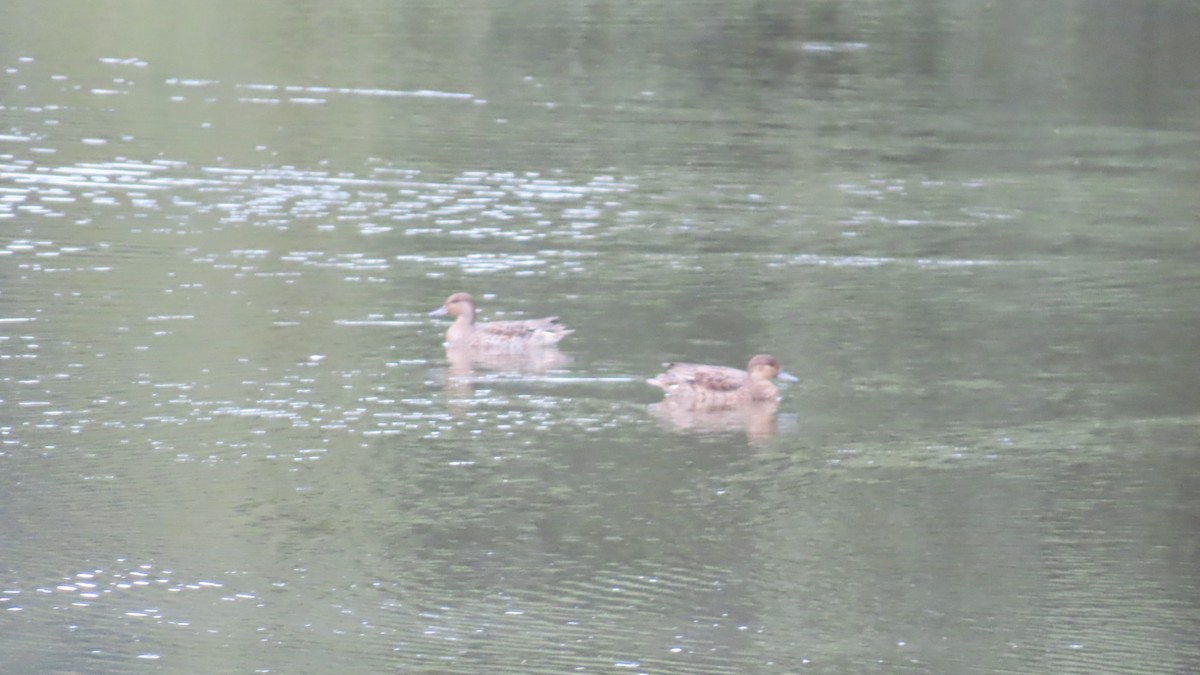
(430, 292), (475, 318)
(747, 354), (799, 382)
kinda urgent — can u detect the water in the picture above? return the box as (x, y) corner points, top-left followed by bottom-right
(3, 1), (1200, 673)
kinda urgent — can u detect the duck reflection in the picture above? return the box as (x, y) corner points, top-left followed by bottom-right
(441, 344), (571, 398)
(650, 398), (781, 442)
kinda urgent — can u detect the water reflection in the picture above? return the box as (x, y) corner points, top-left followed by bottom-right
(441, 344), (572, 399)
(650, 398), (780, 443)
(444, 344), (571, 378)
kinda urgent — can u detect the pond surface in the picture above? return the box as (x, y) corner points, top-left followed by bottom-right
(3, 1), (1200, 673)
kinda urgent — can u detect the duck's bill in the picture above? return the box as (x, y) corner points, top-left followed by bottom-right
(778, 370), (800, 383)
(429, 305), (449, 317)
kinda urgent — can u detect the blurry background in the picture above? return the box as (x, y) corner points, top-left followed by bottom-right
(2, 1), (1199, 673)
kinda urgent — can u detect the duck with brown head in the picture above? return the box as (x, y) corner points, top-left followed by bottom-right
(646, 354), (798, 408)
(429, 292), (573, 350)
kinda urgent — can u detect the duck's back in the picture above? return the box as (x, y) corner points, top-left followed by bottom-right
(456, 317), (572, 349)
(648, 363), (749, 392)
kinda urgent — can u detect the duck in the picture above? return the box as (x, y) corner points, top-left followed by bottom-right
(646, 354), (798, 408)
(429, 292), (573, 350)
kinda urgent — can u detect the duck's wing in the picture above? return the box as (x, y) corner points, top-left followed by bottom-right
(690, 366), (749, 392)
(650, 363), (747, 391)
(524, 317), (571, 334)
(471, 318), (573, 348)
(647, 362), (697, 388)
(476, 317), (553, 336)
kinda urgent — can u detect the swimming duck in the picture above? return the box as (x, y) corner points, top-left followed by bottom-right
(646, 354), (798, 407)
(429, 292), (573, 349)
